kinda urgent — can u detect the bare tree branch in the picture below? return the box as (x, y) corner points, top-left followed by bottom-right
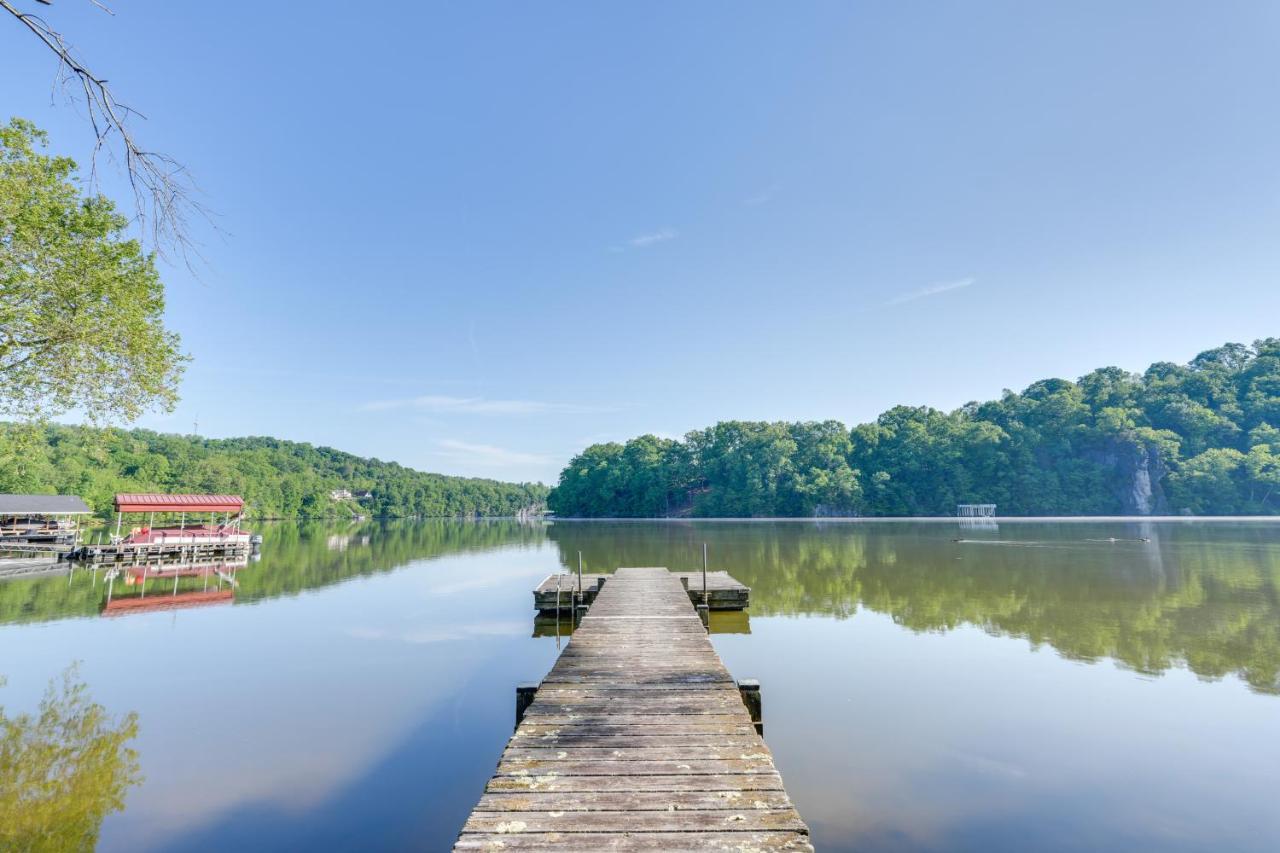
(2, 0), (206, 264)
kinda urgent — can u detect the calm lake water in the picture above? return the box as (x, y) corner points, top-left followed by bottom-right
(2, 519), (1279, 851)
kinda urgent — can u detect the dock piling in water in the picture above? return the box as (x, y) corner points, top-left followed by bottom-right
(738, 678), (763, 736)
(515, 682), (539, 730)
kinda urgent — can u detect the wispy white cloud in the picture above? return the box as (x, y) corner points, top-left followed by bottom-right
(358, 394), (615, 415)
(434, 439), (552, 468)
(626, 227), (677, 249)
(886, 277), (975, 306)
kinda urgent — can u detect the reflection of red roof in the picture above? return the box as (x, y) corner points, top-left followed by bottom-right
(103, 589), (234, 616)
(114, 494), (244, 513)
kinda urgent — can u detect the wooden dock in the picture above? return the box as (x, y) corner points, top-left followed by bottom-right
(70, 540), (250, 565)
(534, 570), (749, 612)
(456, 567), (811, 851)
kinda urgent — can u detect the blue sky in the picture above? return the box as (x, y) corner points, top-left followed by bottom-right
(5, 1), (1280, 484)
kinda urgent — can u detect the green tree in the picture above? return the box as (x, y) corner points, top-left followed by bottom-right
(0, 118), (185, 423)
(1245, 443), (1280, 510)
(547, 339), (1280, 518)
(1168, 448), (1248, 514)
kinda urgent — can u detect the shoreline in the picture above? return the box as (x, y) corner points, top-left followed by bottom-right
(543, 515), (1280, 523)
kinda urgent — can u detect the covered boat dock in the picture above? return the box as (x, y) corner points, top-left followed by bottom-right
(0, 493), (91, 549)
(71, 494), (254, 564)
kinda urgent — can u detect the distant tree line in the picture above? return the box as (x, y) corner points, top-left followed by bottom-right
(549, 339), (1280, 517)
(0, 423), (548, 519)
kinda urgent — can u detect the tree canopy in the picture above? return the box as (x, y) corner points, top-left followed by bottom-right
(0, 422), (548, 519)
(549, 339), (1280, 517)
(0, 118), (185, 423)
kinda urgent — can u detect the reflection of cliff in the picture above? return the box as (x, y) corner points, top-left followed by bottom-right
(547, 522), (1280, 695)
(0, 665), (142, 850)
(0, 520), (543, 625)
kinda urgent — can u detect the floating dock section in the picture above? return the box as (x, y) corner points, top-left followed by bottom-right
(535, 570), (749, 612)
(456, 567), (810, 851)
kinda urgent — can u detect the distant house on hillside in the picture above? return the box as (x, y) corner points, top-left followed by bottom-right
(330, 489), (373, 502)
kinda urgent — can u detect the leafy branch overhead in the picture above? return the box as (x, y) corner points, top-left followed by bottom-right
(0, 118), (186, 423)
(1, 0), (204, 259)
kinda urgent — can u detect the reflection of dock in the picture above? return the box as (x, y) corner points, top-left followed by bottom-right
(457, 567), (810, 850)
(102, 561), (244, 617)
(535, 571), (750, 612)
(0, 556), (65, 580)
(103, 588), (234, 616)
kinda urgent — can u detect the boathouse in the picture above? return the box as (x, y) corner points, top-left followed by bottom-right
(71, 494), (254, 565)
(110, 493), (248, 544)
(0, 494), (91, 546)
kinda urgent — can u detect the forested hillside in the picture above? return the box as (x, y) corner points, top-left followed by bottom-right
(549, 339), (1280, 517)
(0, 424), (547, 518)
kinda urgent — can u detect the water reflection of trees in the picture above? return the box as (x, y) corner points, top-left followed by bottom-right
(0, 665), (141, 851)
(0, 519), (544, 624)
(5, 520), (1277, 696)
(234, 519), (543, 602)
(547, 522), (1280, 695)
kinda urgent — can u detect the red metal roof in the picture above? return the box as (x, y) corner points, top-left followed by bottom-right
(114, 494), (245, 514)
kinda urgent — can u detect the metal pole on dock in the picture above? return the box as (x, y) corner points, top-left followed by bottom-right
(699, 543), (710, 630)
(577, 551), (583, 599)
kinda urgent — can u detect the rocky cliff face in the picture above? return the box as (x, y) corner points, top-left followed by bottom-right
(1094, 438), (1169, 515)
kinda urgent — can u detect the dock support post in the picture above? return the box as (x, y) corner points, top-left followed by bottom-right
(515, 682), (539, 730)
(574, 603), (588, 627)
(738, 679), (763, 736)
(698, 603), (710, 630)
(680, 576), (689, 591)
(702, 542), (708, 606)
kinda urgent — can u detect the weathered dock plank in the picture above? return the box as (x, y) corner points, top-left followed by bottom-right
(455, 832), (814, 851)
(456, 567), (810, 851)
